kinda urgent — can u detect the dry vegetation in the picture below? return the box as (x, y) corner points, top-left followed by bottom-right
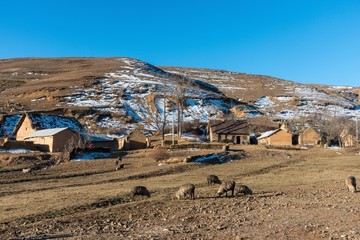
(1, 145), (360, 239)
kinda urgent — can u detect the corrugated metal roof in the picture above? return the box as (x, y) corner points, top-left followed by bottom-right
(24, 127), (69, 139)
(257, 129), (280, 140)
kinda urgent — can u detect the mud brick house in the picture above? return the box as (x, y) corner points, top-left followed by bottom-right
(12, 113), (85, 152)
(23, 127), (79, 152)
(119, 128), (148, 150)
(14, 113), (84, 141)
(257, 128), (292, 146)
(297, 127), (322, 146)
(208, 119), (251, 144)
(340, 128), (357, 147)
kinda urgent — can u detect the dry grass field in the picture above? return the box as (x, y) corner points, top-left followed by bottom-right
(1, 146), (360, 239)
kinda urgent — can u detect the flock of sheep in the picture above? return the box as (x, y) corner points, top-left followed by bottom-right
(130, 174), (253, 200)
(131, 175), (357, 200)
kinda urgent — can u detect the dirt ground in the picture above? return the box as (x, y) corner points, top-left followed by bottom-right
(1, 145), (360, 239)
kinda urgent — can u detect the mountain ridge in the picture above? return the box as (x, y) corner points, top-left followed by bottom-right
(0, 57), (359, 134)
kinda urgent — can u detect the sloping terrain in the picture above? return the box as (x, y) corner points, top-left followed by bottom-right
(163, 66), (360, 120)
(0, 58), (239, 134)
(0, 57), (359, 135)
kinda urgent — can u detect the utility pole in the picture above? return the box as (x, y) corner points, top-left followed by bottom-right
(356, 117), (359, 146)
(172, 113), (174, 145)
(162, 94), (166, 143)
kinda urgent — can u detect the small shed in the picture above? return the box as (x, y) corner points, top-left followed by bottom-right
(208, 119), (251, 144)
(298, 127), (322, 146)
(121, 128), (148, 150)
(257, 128), (292, 146)
(24, 127), (79, 152)
(340, 128), (357, 147)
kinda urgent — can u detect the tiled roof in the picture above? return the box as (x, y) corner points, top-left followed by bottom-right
(209, 119), (250, 135)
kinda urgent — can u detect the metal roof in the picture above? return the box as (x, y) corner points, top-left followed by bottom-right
(24, 127), (69, 139)
(257, 129), (281, 140)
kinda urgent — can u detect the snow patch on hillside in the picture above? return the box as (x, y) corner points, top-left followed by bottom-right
(255, 96), (277, 110)
(61, 58), (235, 132)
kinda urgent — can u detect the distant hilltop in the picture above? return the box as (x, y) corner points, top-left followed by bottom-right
(0, 57), (359, 134)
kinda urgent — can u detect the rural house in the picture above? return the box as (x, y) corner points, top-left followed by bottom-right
(119, 128), (148, 150)
(340, 128), (357, 147)
(11, 112), (85, 152)
(297, 127), (322, 146)
(208, 119), (251, 144)
(257, 128), (292, 146)
(23, 127), (79, 152)
(14, 112), (84, 141)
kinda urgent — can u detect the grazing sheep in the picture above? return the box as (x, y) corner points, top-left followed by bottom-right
(175, 183), (195, 200)
(131, 186), (151, 198)
(207, 174), (222, 186)
(115, 163), (125, 171)
(22, 168), (32, 174)
(236, 185), (253, 195)
(217, 180), (236, 197)
(345, 176), (356, 193)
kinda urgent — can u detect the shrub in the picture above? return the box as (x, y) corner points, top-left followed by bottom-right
(149, 148), (171, 161)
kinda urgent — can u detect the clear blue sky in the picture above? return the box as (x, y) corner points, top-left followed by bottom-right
(1, 0), (359, 86)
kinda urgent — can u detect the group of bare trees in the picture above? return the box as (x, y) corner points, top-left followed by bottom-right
(284, 112), (359, 147)
(314, 113), (358, 147)
(136, 74), (192, 142)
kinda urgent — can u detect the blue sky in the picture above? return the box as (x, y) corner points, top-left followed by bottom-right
(1, 0), (359, 86)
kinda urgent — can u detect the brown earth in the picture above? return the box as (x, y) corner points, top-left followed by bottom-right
(1, 57), (358, 116)
(1, 145), (360, 239)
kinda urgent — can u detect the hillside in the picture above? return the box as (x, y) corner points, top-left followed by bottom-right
(0, 57), (359, 134)
(163, 66), (360, 120)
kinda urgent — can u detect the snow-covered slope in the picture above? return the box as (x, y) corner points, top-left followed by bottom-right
(60, 58), (238, 132)
(0, 57), (359, 135)
(164, 67), (360, 120)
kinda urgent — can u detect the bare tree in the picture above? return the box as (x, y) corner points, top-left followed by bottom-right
(310, 112), (353, 147)
(171, 75), (191, 138)
(135, 92), (169, 141)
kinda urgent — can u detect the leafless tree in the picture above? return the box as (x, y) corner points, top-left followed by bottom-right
(171, 74), (193, 138)
(310, 111), (354, 147)
(135, 92), (169, 141)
